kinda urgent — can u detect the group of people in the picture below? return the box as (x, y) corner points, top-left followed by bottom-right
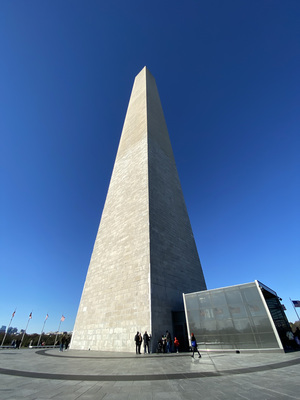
(285, 327), (300, 350)
(135, 330), (179, 354)
(135, 330), (201, 358)
(157, 330), (180, 353)
(134, 330), (180, 354)
(134, 331), (151, 354)
(59, 335), (70, 352)
(157, 331), (200, 357)
(11, 339), (21, 349)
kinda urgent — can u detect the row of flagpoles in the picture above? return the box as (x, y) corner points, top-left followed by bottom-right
(1, 300), (299, 347)
(1, 310), (66, 347)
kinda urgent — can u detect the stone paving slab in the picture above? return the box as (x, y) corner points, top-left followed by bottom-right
(0, 349), (299, 399)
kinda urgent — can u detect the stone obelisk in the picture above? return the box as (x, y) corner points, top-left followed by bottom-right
(71, 67), (206, 352)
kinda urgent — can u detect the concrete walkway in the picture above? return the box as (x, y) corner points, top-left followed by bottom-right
(0, 348), (299, 399)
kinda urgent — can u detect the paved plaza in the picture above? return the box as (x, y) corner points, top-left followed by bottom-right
(0, 348), (299, 399)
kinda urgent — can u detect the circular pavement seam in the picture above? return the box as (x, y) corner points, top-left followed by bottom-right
(0, 352), (299, 381)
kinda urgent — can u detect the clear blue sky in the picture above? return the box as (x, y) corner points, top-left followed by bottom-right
(1, 1), (299, 334)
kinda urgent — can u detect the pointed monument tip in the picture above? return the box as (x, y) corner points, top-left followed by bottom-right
(139, 66), (148, 73)
(136, 66), (153, 79)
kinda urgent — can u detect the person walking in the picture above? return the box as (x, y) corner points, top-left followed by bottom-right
(190, 333), (201, 358)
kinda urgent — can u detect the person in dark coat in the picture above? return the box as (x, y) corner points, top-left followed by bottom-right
(143, 331), (150, 354)
(134, 331), (141, 354)
(190, 333), (201, 358)
(166, 330), (172, 353)
(161, 333), (167, 353)
(60, 335), (66, 352)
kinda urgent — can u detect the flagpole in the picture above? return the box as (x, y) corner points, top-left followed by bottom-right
(54, 319), (61, 346)
(290, 298), (300, 320)
(37, 315), (48, 347)
(1, 309), (16, 347)
(20, 312), (32, 348)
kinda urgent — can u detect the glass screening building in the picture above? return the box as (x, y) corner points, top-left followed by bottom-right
(183, 281), (290, 351)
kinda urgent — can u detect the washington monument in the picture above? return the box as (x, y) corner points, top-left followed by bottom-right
(71, 67), (206, 352)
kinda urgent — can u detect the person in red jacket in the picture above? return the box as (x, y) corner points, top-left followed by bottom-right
(174, 337), (180, 353)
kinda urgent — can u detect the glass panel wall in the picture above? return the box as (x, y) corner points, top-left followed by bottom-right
(184, 282), (281, 350)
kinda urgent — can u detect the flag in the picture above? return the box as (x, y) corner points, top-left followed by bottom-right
(292, 300), (300, 308)
(12, 310), (16, 318)
(45, 314), (49, 320)
(61, 315), (65, 322)
(29, 312), (32, 319)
